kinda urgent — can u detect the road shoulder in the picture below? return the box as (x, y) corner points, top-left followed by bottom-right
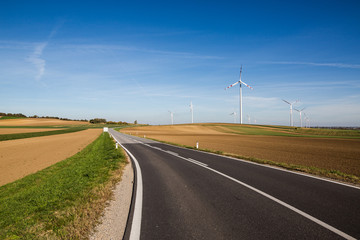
(90, 158), (134, 239)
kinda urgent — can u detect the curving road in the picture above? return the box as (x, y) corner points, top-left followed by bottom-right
(109, 129), (360, 240)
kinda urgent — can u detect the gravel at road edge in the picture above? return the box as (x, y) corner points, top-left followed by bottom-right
(90, 159), (134, 240)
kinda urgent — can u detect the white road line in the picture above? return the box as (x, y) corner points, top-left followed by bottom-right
(137, 141), (208, 167)
(167, 151), (179, 156)
(203, 165), (355, 239)
(187, 158), (208, 167)
(109, 132), (142, 240)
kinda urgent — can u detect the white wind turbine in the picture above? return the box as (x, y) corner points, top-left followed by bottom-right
(282, 99), (299, 127)
(168, 111), (174, 125)
(294, 107), (306, 128)
(247, 114), (251, 124)
(189, 101), (194, 124)
(225, 66), (253, 124)
(304, 112), (310, 128)
(230, 112), (237, 123)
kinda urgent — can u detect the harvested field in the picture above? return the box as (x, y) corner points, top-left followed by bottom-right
(0, 118), (89, 126)
(121, 124), (360, 178)
(0, 129), (101, 186)
(0, 128), (61, 134)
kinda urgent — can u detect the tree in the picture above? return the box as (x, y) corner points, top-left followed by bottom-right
(89, 118), (107, 124)
(134, 120), (138, 125)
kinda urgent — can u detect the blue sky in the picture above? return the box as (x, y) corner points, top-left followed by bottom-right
(1, 1), (360, 126)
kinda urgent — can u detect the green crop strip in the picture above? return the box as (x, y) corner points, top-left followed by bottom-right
(0, 128), (87, 141)
(0, 132), (127, 239)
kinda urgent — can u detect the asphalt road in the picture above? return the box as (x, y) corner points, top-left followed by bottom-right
(109, 129), (360, 240)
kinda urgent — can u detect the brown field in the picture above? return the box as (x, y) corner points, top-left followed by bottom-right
(0, 128), (62, 134)
(0, 129), (101, 186)
(0, 118), (89, 126)
(121, 125), (360, 178)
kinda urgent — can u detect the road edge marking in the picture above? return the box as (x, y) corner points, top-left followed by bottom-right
(203, 165), (356, 240)
(110, 131), (143, 240)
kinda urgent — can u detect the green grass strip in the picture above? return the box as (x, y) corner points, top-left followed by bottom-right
(0, 116), (26, 120)
(0, 132), (126, 239)
(0, 128), (87, 141)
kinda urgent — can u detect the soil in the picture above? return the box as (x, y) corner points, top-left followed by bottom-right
(0, 129), (102, 186)
(121, 125), (360, 177)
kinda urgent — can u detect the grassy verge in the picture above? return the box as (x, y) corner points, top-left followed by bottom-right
(145, 137), (360, 185)
(0, 132), (127, 239)
(0, 128), (87, 141)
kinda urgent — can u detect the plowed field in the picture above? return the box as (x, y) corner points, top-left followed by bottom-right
(121, 124), (360, 177)
(0, 129), (101, 186)
(0, 118), (89, 126)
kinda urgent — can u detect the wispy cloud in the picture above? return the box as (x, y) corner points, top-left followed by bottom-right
(27, 42), (47, 81)
(26, 21), (64, 81)
(261, 61), (360, 69)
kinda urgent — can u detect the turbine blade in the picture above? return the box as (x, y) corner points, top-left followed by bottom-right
(240, 80), (253, 90)
(225, 81), (240, 90)
(282, 99), (291, 105)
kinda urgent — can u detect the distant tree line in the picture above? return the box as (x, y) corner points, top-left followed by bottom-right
(29, 115), (88, 122)
(1, 112), (133, 125)
(89, 118), (130, 125)
(0, 113), (27, 118)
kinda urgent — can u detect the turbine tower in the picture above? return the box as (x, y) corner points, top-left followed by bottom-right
(225, 66), (253, 124)
(168, 111), (174, 125)
(190, 101), (194, 124)
(294, 107), (306, 128)
(304, 112), (310, 128)
(247, 114), (251, 124)
(230, 112), (237, 123)
(282, 99), (299, 127)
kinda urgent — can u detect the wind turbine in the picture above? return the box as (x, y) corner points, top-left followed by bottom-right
(247, 114), (251, 124)
(189, 101), (194, 124)
(230, 112), (237, 123)
(225, 66), (253, 124)
(304, 112), (310, 128)
(168, 111), (174, 125)
(282, 99), (299, 127)
(294, 107), (306, 128)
